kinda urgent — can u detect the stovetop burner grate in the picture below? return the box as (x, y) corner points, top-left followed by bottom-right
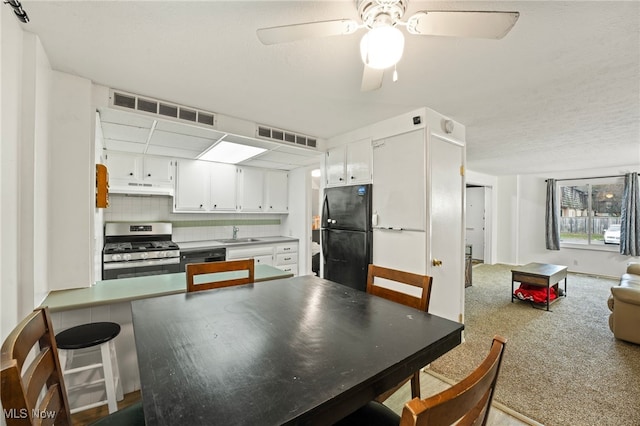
(103, 240), (179, 254)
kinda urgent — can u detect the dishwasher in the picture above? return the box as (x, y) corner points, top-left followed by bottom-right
(179, 247), (226, 272)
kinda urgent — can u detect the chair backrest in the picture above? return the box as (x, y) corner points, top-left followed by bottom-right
(186, 259), (255, 292)
(1, 307), (72, 426)
(367, 264), (433, 312)
(399, 335), (507, 426)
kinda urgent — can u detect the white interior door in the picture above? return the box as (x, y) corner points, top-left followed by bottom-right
(466, 186), (485, 261)
(428, 135), (465, 323)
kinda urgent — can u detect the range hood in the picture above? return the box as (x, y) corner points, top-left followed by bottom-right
(108, 182), (174, 197)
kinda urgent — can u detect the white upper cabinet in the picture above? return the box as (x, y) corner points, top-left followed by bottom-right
(264, 170), (288, 213)
(105, 151), (175, 194)
(326, 145), (347, 186)
(210, 163), (237, 211)
(174, 159), (210, 211)
(141, 156), (174, 184)
(325, 138), (372, 187)
(174, 160), (288, 214)
(106, 151), (139, 180)
(237, 167), (264, 212)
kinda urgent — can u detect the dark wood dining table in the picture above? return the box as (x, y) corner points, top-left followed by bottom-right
(131, 275), (464, 426)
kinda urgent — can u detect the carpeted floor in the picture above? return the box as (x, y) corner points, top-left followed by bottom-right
(429, 263), (640, 426)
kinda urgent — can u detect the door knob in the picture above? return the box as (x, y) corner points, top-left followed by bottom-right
(432, 259), (443, 267)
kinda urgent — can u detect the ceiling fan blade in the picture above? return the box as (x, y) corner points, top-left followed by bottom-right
(361, 65), (384, 92)
(407, 11), (519, 39)
(257, 19), (359, 45)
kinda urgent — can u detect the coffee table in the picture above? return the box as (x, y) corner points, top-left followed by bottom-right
(511, 263), (567, 311)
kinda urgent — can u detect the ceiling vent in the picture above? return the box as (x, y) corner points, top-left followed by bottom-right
(257, 125), (317, 149)
(110, 90), (216, 127)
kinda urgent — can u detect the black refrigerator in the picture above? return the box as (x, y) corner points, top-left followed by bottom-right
(321, 184), (372, 292)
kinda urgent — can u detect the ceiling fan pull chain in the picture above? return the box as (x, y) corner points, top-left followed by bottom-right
(393, 65), (398, 82)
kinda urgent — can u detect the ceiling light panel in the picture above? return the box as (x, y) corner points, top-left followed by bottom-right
(199, 141), (267, 164)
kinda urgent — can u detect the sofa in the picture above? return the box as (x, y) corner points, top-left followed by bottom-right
(608, 262), (640, 344)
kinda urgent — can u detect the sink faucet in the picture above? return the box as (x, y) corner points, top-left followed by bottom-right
(232, 226), (239, 240)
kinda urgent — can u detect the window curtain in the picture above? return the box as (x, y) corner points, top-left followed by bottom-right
(620, 172), (639, 256)
(545, 178), (560, 250)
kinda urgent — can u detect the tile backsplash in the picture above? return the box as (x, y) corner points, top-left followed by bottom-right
(104, 194), (283, 243)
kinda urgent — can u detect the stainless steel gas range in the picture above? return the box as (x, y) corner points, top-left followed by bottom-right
(102, 222), (180, 280)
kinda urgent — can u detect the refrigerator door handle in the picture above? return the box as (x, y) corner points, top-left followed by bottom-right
(321, 193), (329, 228)
(321, 229), (328, 261)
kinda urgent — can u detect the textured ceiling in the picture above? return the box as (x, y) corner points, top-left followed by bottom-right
(18, 0), (640, 175)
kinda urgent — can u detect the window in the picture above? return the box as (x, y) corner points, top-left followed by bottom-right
(559, 177), (624, 247)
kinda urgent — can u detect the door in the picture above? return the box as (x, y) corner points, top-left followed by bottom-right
(428, 135), (465, 322)
(238, 167), (264, 212)
(143, 156), (174, 183)
(175, 160), (209, 211)
(325, 146), (346, 186)
(322, 185), (372, 231)
(466, 186), (485, 261)
(372, 130), (425, 230)
(264, 170), (288, 213)
(322, 229), (370, 292)
(346, 138), (372, 184)
(210, 163), (237, 211)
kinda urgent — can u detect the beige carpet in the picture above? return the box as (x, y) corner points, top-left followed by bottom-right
(429, 264), (640, 426)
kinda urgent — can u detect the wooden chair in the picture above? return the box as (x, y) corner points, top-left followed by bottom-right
(186, 259), (255, 292)
(367, 264), (433, 401)
(1, 307), (145, 426)
(336, 335), (508, 426)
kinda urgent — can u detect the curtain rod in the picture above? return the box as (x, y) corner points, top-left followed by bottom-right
(545, 173), (637, 183)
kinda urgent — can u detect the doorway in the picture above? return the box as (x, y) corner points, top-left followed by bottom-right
(466, 185), (485, 263)
(465, 184), (493, 264)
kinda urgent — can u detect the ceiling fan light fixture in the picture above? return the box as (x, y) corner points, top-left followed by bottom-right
(360, 25), (404, 69)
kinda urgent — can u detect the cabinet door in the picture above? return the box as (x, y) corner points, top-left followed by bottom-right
(264, 170), (288, 213)
(174, 160), (210, 211)
(326, 146), (346, 186)
(106, 152), (139, 180)
(210, 163), (237, 211)
(254, 255), (274, 266)
(346, 138), (372, 184)
(237, 167), (264, 212)
(143, 156), (174, 184)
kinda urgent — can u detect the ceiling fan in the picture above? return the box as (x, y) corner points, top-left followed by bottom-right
(256, 0), (519, 91)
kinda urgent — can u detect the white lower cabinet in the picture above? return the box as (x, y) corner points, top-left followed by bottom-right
(225, 242), (298, 276)
(274, 243), (298, 276)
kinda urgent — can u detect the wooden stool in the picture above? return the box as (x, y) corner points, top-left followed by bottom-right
(56, 322), (123, 414)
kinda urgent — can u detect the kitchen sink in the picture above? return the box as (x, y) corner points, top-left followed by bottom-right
(216, 238), (262, 244)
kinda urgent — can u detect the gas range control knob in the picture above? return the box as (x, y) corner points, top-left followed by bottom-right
(112, 254), (122, 262)
(123, 254), (132, 261)
(140, 253), (149, 260)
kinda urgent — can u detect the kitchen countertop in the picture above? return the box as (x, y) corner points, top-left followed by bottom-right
(40, 264), (294, 312)
(177, 236), (298, 251)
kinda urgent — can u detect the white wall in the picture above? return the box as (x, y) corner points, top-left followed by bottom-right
(47, 71), (94, 290)
(1, 13), (96, 345)
(281, 166), (313, 275)
(1, 4), (23, 340)
(492, 165), (640, 277)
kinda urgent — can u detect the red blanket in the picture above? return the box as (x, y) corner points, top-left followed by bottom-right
(514, 284), (557, 304)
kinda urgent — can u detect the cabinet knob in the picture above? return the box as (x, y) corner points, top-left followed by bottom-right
(129, 172), (134, 176)
(339, 177), (344, 181)
(213, 204), (217, 208)
(200, 204), (203, 208)
(147, 173), (151, 177)
(351, 176), (355, 180)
